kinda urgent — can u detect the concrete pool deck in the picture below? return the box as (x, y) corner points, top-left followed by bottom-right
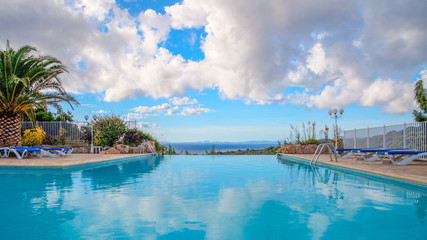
(0, 153), (154, 168)
(278, 153), (427, 185)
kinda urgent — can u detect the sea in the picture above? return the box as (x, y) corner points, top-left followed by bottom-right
(161, 141), (278, 154)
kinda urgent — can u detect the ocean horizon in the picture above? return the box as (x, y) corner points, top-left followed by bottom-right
(161, 141), (278, 154)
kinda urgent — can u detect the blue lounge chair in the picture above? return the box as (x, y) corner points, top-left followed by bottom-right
(8, 146), (42, 159)
(377, 150), (427, 165)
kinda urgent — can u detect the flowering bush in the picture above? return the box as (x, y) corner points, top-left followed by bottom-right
(22, 127), (46, 146)
(93, 115), (126, 146)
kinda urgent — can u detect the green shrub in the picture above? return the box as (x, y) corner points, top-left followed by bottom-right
(330, 136), (343, 146)
(43, 135), (60, 145)
(93, 115), (126, 147)
(79, 125), (92, 144)
(289, 121), (320, 145)
(123, 129), (144, 147)
(123, 128), (165, 153)
(22, 127), (46, 146)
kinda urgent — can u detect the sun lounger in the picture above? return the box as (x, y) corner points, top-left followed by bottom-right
(8, 146), (73, 159)
(0, 147), (9, 158)
(39, 147), (73, 157)
(334, 148), (362, 158)
(8, 146), (42, 159)
(376, 150), (427, 165)
(335, 148), (382, 159)
(353, 148), (416, 162)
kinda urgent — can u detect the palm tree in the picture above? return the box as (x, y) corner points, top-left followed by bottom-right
(413, 79), (427, 122)
(0, 41), (78, 146)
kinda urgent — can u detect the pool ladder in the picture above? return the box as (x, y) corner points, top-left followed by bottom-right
(140, 140), (157, 154)
(310, 143), (337, 165)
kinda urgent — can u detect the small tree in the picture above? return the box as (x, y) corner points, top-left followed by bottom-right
(0, 41), (78, 146)
(319, 125), (330, 142)
(93, 115), (126, 147)
(413, 79), (427, 122)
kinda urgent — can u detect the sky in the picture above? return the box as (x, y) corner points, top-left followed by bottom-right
(0, 0), (426, 142)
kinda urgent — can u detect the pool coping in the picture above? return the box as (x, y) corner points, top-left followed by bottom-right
(0, 154), (158, 173)
(277, 153), (427, 190)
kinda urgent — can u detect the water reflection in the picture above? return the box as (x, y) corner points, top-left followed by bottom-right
(81, 156), (162, 190)
(277, 156), (427, 232)
(0, 155), (426, 239)
(0, 155), (163, 239)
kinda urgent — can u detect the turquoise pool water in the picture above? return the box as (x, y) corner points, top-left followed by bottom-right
(0, 155), (426, 239)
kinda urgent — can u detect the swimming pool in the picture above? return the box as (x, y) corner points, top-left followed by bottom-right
(0, 155), (426, 239)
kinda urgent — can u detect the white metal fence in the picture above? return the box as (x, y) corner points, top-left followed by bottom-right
(22, 121), (91, 146)
(343, 122), (427, 153)
(21, 120), (138, 146)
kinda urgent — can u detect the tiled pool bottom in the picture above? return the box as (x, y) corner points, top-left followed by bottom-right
(1, 155), (426, 239)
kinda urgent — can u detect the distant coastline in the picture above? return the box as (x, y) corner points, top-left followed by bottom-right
(161, 141), (278, 154)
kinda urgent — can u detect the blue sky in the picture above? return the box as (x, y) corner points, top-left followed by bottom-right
(1, 0), (426, 142)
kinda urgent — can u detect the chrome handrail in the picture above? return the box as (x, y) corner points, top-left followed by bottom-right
(310, 143), (337, 165)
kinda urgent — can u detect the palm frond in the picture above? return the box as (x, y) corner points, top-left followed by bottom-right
(0, 41), (79, 116)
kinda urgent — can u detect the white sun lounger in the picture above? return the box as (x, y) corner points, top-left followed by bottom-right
(377, 150), (427, 165)
(334, 148), (361, 158)
(335, 148), (382, 159)
(40, 147), (73, 157)
(0, 147), (9, 158)
(8, 147), (42, 159)
(354, 148), (415, 162)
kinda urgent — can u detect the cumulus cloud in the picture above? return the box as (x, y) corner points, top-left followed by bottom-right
(127, 113), (143, 119)
(181, 107), (214, 116)
(138, 122), (158, 128)
(1, 0), (426, 113)
(360, 79), (416, 113)
(165, 0), (209, 29)
(170, 96), (198, 105)
(133, 106), (153, 113)
(131, 98), (212, 117)
(307, 43), (327, 75)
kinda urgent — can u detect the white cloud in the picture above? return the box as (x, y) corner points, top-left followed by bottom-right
(307, 43), (327, 75)
(133, 106), (153, 113)
(127, 113), (143, 119)
(166, 106), (179, 115)
(1, 0), (426, 114)
(165, 0), (209, 29)
(361, 79), (416, 113)
(81, 103), (96, 108)
(181, 107), (214, 115)
(170, 97), (198, 105)
(132, 103), (179, 116)
(152, 103), (173, 112)
(73, 0), (115, 21)
(132, 101), (211, 117)
(138, 122), (158, 128)
(97, 110), (107, 114)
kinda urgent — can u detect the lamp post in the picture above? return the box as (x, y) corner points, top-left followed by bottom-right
(328, 108), (344, 150)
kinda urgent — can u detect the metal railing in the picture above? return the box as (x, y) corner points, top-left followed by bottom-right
(21, 121), (91, 146)
(311, 143), (337, 165)
(22, 120), (147, 153)
(343, 122), (427, 158)
(124, 120), (137, 129)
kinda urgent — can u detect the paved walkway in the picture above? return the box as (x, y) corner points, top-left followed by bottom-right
(279, 154), (427, 184)
(0, 153), (152, 168)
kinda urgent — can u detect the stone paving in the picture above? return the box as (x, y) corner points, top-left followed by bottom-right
(0, 153), (152, 168)
(280, 154), (427, 184)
